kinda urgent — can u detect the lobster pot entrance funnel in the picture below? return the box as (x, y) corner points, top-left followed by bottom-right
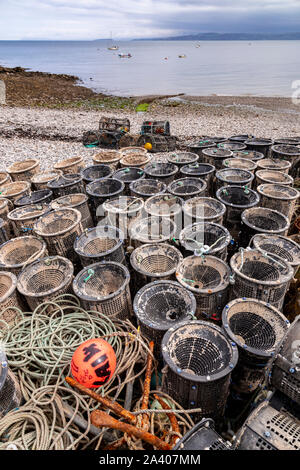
(0, 236), (47, 276)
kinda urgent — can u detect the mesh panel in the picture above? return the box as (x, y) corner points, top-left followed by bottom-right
(0, 272), (21, 327)
(50, 194), (93, 230)
(252, 234), (300, 272)
(256, 170), (293, 186)
(223, 158), (257, 172)
(47, 174), (85, 197)
(242, 207), (290, 234)
(257, 184), (299, 220)
(144, 194), (182, 218)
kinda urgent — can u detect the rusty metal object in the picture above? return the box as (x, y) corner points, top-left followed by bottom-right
(153, 394), (180, 446)
(141, 341), (154, 427)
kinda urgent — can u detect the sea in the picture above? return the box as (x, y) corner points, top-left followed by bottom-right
(0, 40), (300, 98)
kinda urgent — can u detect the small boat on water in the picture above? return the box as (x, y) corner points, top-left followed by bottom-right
(178, 54), (186, 58)
(108, 45), (119, 51)
(118, 53), (132, 58)
(195, 43), (201, 48)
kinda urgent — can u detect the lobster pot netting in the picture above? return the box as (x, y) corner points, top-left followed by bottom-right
(161, 321), (238, 422)
(245, 138), (273, 157)
(0, 272), (22, 328)
(50, 193), (93, 230)
(144, 162), (179, 185)
(168, 177), (207, 200)
(257, 184), (299, 221)
(53, 156), (84, 175)
(47, 174), (85, 198)
(255, 169), (294, 188)
(183, 197), (226, 225)
(92, 150), (121, 170)
(14, 189), (53, 207)
(31, 170), (62, 190)
(271, 144), (300, 177)
(180, 163), (215, 195)
(120, 154), (151, 169)
(99, 117), (130, 132)
(129, 216), (176, 248)
(215, 168), (254, 191)
(0, 199), (14, 239)
(73, 262), (132, 320)
(257, 158), (292, 174)
(240, 207), (290, 247)
(167, 152), (199, 167)
(176, 255), (230, 322)
(102, 196), (144, 238)
(8, 204), (51, 237)
(81, 165), (113, 184)
(0, 236), (47, 276)
(251, 234), (300, 275)
(129, 179), (167, 200)
(174, 419), (231, 450)
(202, 148), (233, 169)
(0, 351), (22, 418)
(223, 158), (257, 173)
(113, 167), (145, 195)
(119, 146), (148, 157)
(7, 159), (40, 182)
(179, 222), (231, 260)
(0, 181), (31, 203)
(86, 178), (125, 220)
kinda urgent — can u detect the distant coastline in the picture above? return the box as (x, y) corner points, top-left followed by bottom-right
(132, 32), (300, 41)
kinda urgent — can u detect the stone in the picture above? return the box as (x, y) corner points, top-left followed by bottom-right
(0, 80), (6, 105)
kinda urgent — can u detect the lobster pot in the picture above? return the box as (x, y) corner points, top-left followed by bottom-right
(245, 138), (273, 157)
(99, 117), (130, 132)
(271, 144), (300, 177)
(86, 178), (125, 221)
(161, 321), (238, 422)
(174, 419), (231, 450)
(50, 193), (93, 230)
(47, 174), (85, 198)
(0, 351), (22, 418)
(183, 197), (226, 226)
(0, 219), (9, 244)
(188, 140), (216, 157)
(137, 135), (175, 153)
(167, 152), (199, 168)
(230, 249), (294, 310)
(232, 150), (265, 162)
(255, 169), (293, 189)
(176, 255), (230, 322)
(92, 150), (121, 170)
(33, 208), (83, 261)
(179, 222), (231, 260)
(240, 207), (290, 247)
(270, 316), (300, 405)
(144, 162), (179, 185)
(53, 156), (84, 175)
(222, 298), (289, 395)
(31, 170), (63, 190)
(0, 199), (14, 239)
(7, 159), (40, 182)
(0, 181), (31, 203)
(257, 184), (299, 221)
(133, 280), (196, 358)
(113, 167), (145, 195)
(120, 153), (151, 169)
(223, 158), (257, 173)
(256, 158), (291, 174)
(144, 194), (182, 237)
(14, 189), (53, 207)
(103, 196), (144, 241)
(0, 272), (22, 328)
(129, 179), (167, 200)
(82, 130), (100, 147)
(216, 186), (260, 240)
(73, 262), (132, 320)
(215, 168), (254, 192)
(129, 216), (176, 248)
(140, 120), (170, 136)
(235, 401), (300, 450)
(8, 204), (51, 237)
(74, 225), (125, 267)
(180, 163), (215, 195)
(202, 148), (233, 169)
(229, 134), (255, 143)
(274, 137), (300, 146)
(167, 177), (207, 200)
(0, 172), (11, 188)
(251, 234), (300, 275)
(17, 256), (74, 313)
(81, 165), (113, 185)
(119, 146), (148, 157)
(218, 142), (246, 152)
(201, 136), (227, 144)
(0, 236), (47, 276)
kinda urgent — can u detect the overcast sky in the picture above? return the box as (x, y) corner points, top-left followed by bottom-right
(1, 0), (300, 40)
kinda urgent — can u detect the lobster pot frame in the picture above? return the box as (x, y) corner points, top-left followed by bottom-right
(174, 419), (231, 450)
(271, 144), (300, 177)
(232, 150), (265, 162)
(256, 158), (292, 174)
(270, 316), (300, 405)
(240, 207), (290, 247)
(176, 255), (230, 322)
(103, 196), (144, 241)
(74, 225), (125, 267)
(31, 170), (63, 190)
(255, 169), (293, 189)
(137, 135), (176, 153)
(230, 249), (294, 310)
(251, 234), (300, 275)
(229, 134), (254, 143)
(99, 117), (130, 132)
(215, 168), (254, 192)
(92, 150), (121, 170)
(222, 298), (289, 395)
(81, 165), (113, 185)
(179, 222), (231, 260)
(218, 142), (246, 152)
(167, 177), (207, 200)
(0, 172), (11, 188)
(120, 154), (151, 169)
(0, 236), (47, 276)
(129, 179), (167, 200)
(223, 158), (257, 173)
(50, 193), (93, 230)
(202, 148), (233, 169)
(161, 321), (238, 422)
(86, 178), (125, 220)
(235, 401), (300, 450)
(113, 167), (145, 195)
(0, 198), (14, 239)
(216, 186), (260, 240)
(133, 280), (196, 358)
(140, 120), (170, 136)
(144, 162), (179, 185)
(0, 181), (31, 203)
(0, 350), (22, 418)
(129, 216), (176, 248)
(53, 156), (84, 175)
(167, 152), (199, 168)
(17, 256), (74, 313)
(73, 262), (132, 320)
(8, 204), (51, 237)
(47, 174), (85, 198)
(14, 189), (53, 207)
(0, 272), (22, 328)
(180, 163), (215, 195)
(188, 140), (216, 157)
(245, 138), (273, 157)
(183, 197), (226, 226)
(7, 159), (40, 182)
(33, 208), (83, 261)
(257, 184), (299, 221)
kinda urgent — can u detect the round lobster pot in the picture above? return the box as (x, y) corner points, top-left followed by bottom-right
(257, 184), (299, 221)
(0, 172), (11, 188)
(119, 146), (148, 157)
(218, 142), (246, 152)
(7, 159), (40, 182)
(202, 148), (233, 170)
(216, 186), (260, 240)
(86, 178), (125, 220)
(74, 225), (125, 267)
(50, 193), (93, 230)
(271, 144), (300, 177)
(33, 208), (83, 261)
(222, 298), (289, 395)
(167, 152), (199, 167)
(120, 153), (151, 169)
(168, 177), (207, 200)
(274, 137), (300, 146)
(232, 150), (264, 162)
(92, 150), (121, 170)
(14, 189), (53, 207)
(73, 261), (132, 320)
(133, 280), (196, 358)
(179, 222), (231, 260)
(245, 138), (273, 157)
(102, 196), (144, 239)
(8, 203), (51, 237)
(99, 117), (130, 132)
(240, 207), (290, 247)
(0, 350), (22, 418)
(251, 234), (300, 275)
(201, 136), (227, 144)
(0, 219), (9, 244)
(161, 320), (238, 422)
(256, 158), (292, 174)
(17, 256), (74, 313)
(0, 198), (14, 239)
(129, 179), (167, 200)
(47, 173), (85, 199)
(144, 162), (179, 185)
(53, 156), (84, 175)
(230, 249), (294, 310)
(255, 169), (293, 188)
(235, 401), (300, 450)
(176, 255), (230, 322)
(31, 170), (63, 190)
(180, 163), (215, 195)
(113, 167), (145, 195)
(0, 272), (22, 328)
(81, 164), (113, 185)
(229, 134), (255, 143)
(223, 158), (257, 173)
(0, 236), (47, 276)
(173, 419), (231, 450)
(215, 168), (254, 192)
(129, 216), (176, 248)
(189, 140), (216, 157)
(144, 193), (183, 219)
(270, 315), (300, 405)
(183, 197), (226, 225)
(0, 181), (31, 203)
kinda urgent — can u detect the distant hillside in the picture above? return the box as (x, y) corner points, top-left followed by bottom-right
(134, 32), (300, 41)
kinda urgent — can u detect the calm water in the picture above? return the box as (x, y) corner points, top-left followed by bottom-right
(0, 40), (299, 97)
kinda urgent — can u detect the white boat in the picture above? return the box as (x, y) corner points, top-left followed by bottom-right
(107, 31), (119, 51)
(118, 52), (132, 58)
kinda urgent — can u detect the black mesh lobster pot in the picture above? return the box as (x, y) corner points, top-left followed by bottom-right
(251, 234), (300, 275)
(0, 271), (23, 328)
(144, 194), (182, 237)
(144, 162), (178, 185)
(232, 150), (265, 162)
(167, 152), (199, 167)
(137, 135), (175, 153)
(176, 255), (230, 322)
(14, 189), (53, 207)
(102, 196), (144, 242)
(230, 249), (294, 310)
(222, 298), (289, 395)
(257, 158), (292, 174)
(8, 203), (51, 237)
(255, 169), (293, 189)
(74, 225), (125, 267)
(257, 184), (299, 221)
(215, 168), (254, 192)
(113, 167), (145, 195)
(0, 219), (9, 244)
(92, 150), (121, 170)
(229, 134), (255, 143)
(133, 280), (196, 358)
(183, 197), (226, 226)
(47, 173), (85, 198)
(167, 177), (207, 200)
(129, 179), (167, 200)
(179, 222), (231, 260)
(274, 137), (300, 146)
(180, 163), (215, 196)
(223, 158), (257, 173)
(216, 186), (260, 241)
(271, 144), (300, 177)
(81, 164), (113, 185)
(0, 350), (22, 418)
(0, 236), (47, 276)
(218, 142), (247, 152)
(240, 207), (290, 247)
(201, 136), (227, 144)
(140, 120), (170, 136)
(129, 216), (176, 248)
(245, 138), (273, 157)
(202, 148), (233, 170)
(188, 140), (216, 157)
(173, 419), (231, 450)
(161, 320), (238, 422)
(86, 178), (125, 221)
(31, 170), (62, 191)
(235, 401), (300, 450)
(99, 116), (130, 132)
(50, 193), (93, 230)
(73, 261), (132, 320)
